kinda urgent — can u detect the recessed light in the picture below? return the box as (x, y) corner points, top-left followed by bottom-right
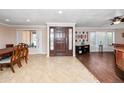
(58, 10), (62, 14)
(5, 19), (10, 22)
(26, 19), (30, 22)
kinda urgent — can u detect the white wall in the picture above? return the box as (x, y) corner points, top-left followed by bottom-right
(41, 27), (47, 54)
(76, 27), (124, 44)
(0, 24), (124, 54)
(0, 24), (16, 49)
(76, 27), (115, 52)
(15, 26), (124, 54)
(115, 29), (124, 44)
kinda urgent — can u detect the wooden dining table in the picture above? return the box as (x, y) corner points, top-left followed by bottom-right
(0, 47), (13, 60)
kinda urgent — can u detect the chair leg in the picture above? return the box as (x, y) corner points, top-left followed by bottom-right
(17, 62), (21, 68)
(25, 57), (28, 64)
(10, 64), (15, 73)
(0, 64), (3, 71)
(17, 60), (22, 68)
(19, 61), (22, 67)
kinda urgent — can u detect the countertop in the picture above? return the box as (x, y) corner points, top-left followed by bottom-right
(114, 47), (124, 52)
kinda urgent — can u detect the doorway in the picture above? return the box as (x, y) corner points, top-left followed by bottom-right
(49, 27), (73, 56)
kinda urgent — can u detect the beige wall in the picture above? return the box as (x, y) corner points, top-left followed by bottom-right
(0, 24), (16, 48)
(115, 30), (124, 44)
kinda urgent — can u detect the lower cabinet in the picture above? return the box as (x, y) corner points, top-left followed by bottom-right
(76, 45), (90, 55)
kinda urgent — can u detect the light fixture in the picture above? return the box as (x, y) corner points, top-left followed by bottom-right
(5, 19), (10, 22)
(112, 17), (121, 25)
(113, 20), (121, 24)
(113, 18), (121, 25)
(26, 19), (30, 22)
(58, 10), (62, 14)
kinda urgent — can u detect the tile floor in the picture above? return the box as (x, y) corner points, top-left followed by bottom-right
(0, 55), (99, 83)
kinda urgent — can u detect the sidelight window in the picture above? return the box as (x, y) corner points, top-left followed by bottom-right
(50, 28), (54, 50)
(69, 28), (73, 50)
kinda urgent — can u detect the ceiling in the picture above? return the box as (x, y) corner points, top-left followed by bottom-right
(0, 9), (124, 27)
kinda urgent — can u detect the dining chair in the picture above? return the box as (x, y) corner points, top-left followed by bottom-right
(6, 44), (14, 48)
(19, 43), (29, 64)
(23, 44), (29, 63)
(16, 45), (23, 67)
(0, 46), (21, 73)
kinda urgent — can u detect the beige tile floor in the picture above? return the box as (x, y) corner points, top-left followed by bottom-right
(0, 55), (99, 83)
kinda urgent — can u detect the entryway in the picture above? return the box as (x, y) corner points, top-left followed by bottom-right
(49, 27), (73, 56)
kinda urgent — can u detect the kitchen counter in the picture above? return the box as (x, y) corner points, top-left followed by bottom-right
(114, 47), (124, 52)
(114, 45), (124, 80)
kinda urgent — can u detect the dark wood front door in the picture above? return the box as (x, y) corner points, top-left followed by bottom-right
(49, 27), (73, 56)
(55, 27), (66, 55)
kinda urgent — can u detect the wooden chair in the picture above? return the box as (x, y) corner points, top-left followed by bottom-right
(23, 44), (29, 63)
(19, 43), (29, 64)
(0, 46), (21, 73)
(16, 45), (23, 67)
(6, 44), (14, 48)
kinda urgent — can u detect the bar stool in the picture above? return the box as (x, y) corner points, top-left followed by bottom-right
(99, 45), (103, 52)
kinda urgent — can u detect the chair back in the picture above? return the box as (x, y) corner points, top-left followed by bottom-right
(18, 43), (29, 58)
(11, 46), (19, 64)
(6, 44), (14, 48)
(24, 44), (29, 57)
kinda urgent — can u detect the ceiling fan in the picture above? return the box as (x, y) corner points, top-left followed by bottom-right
(110, 16), (124, 25)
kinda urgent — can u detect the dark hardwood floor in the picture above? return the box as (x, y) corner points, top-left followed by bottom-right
(76, 52), (124, 83)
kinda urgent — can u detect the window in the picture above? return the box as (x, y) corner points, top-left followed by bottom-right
(30, 31), (37, 48)
(107, 32), (114, 46)
(90, 32), (115, 51)
(17, 30), (38, 48)
(50, 28), (54, 50)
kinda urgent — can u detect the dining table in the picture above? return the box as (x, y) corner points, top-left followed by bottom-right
(0, 47), (13, 60)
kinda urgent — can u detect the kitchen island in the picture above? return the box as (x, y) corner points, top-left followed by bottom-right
(114, 44), (124, 80)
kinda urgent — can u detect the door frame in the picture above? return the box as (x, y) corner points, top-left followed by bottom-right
(47, 23), (76, 57)
(49, 27), (73, 56)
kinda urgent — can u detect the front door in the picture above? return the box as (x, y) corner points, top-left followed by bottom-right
(49, 27), (73, 56)
(55, 27), (66, 55)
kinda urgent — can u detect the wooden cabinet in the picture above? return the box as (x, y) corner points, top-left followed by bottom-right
(114, 47), (124, 80)
(76, 45), (90, 55)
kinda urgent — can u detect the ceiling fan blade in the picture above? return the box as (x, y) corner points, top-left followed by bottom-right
(111, 22), (114, 25)
(121, 18), (124, 22)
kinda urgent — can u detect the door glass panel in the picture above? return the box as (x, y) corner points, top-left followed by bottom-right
(69, 28), (72, 50)
(50, 28), (54, 50)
